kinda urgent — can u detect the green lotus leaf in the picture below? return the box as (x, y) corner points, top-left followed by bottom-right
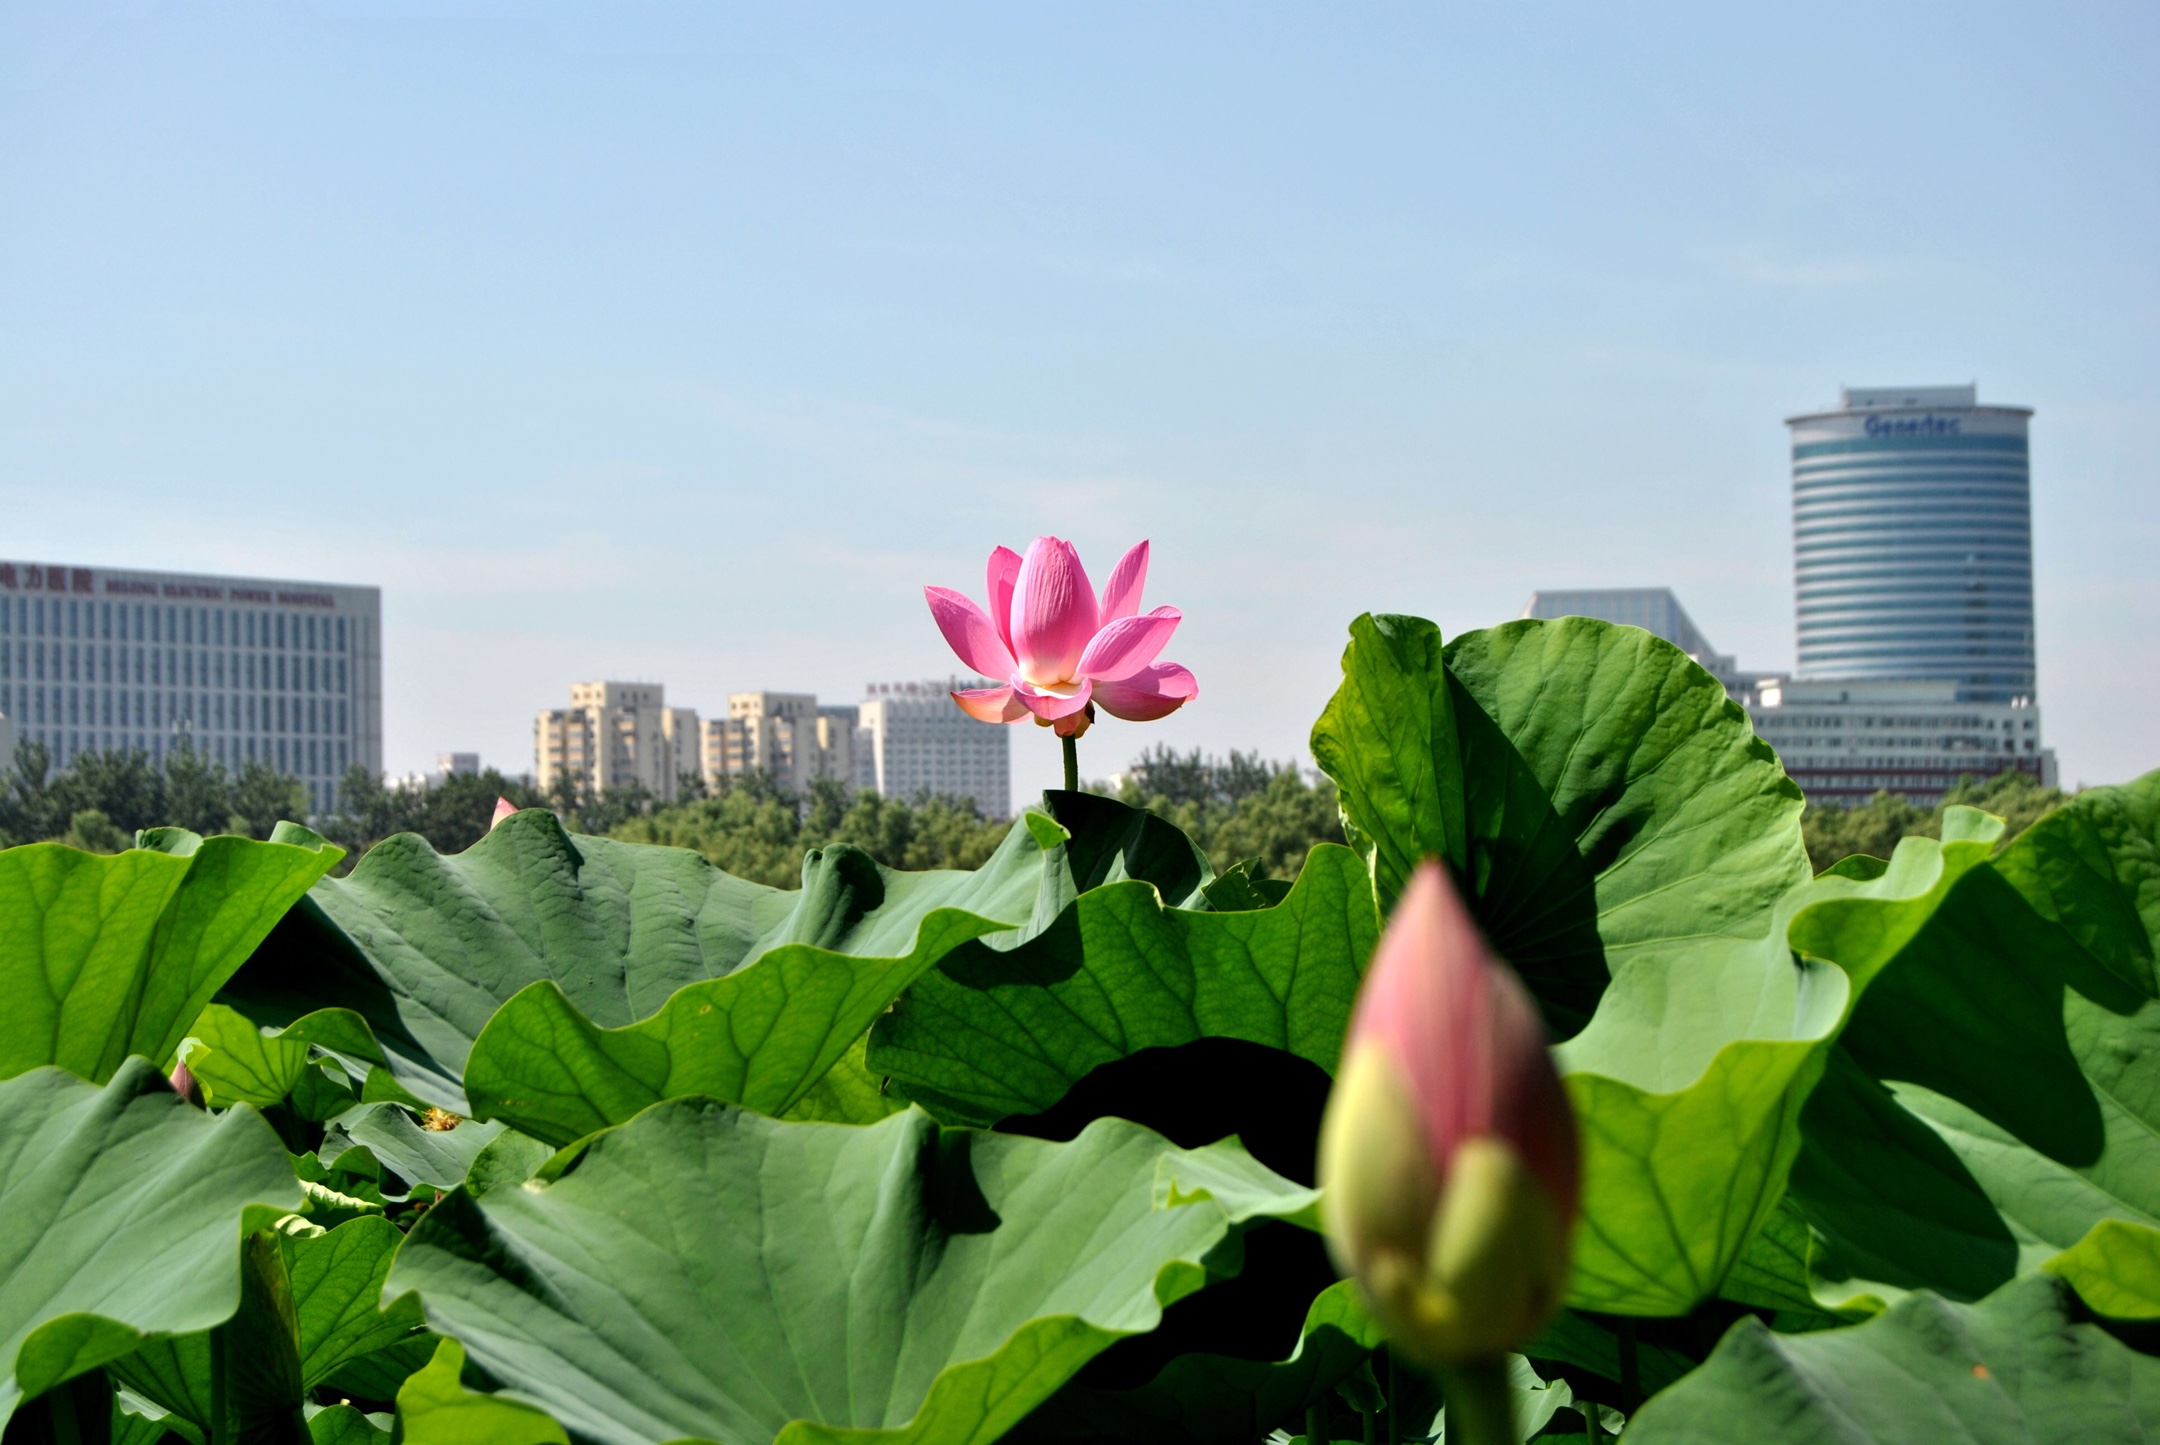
(1790, 772), (2160, 1317)
(114, 1381), (192, 1445)
(1555, 815), (2001, 1315)
(395, 1338), (567, 1445)
(1990, 769), (2159, 999)
(0, 829), (340, 1084)
(178, 1002), (313, 1109)
(318, 1104), (509, 1192)
(460, 906), (1017, 1147)
(319, 1335), (439, 1408)
(1625, 1274), (2160, 1443)
(384, 1099), (1319, 1445)
(868, 844), (1380, 1127)
(2045, 1218), (2160, 1320)
(110, 1229), (309, 1444)
(1006, 1279), (1383, 1445)
(0, 1059), (301, 1427)
(1307, 613), (1467, 903)
(777, 1035), (907, 1125)
(1522, 1309), (1697, 1400)
(220, 805), (1081, 1114)
(305, 1402), (392, 1444)
(284, 1218), (427, 1388)
(109, 1216), (427, 1442)
(1312, 614), (1809, 1036)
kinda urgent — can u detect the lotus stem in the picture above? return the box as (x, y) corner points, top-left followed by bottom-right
(1062, 735), (1079, 793)
(1438, 1357), (1515, 1445)
(1385, 1353), (1399, 1445)
(1305, 1400), (1328, 1444)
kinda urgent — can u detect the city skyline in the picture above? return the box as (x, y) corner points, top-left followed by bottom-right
(5, 4), (2153, 798)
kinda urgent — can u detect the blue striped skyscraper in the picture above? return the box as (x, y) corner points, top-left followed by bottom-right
(1785, 385), (2036, 704)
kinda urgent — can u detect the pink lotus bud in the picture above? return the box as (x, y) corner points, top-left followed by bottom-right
(1317, 861), (1579, 1365)
(168, 1058), (204, 1107)
(491, 797), (519, 830)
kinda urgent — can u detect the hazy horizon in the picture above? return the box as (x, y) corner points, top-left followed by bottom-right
(7, 2), (2155, 811)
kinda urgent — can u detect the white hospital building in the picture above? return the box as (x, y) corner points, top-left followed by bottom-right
(0, 560), (383, 814)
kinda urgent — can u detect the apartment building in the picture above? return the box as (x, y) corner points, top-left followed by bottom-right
(858, 679), (1010, 816)
(534, 681), (699, 799)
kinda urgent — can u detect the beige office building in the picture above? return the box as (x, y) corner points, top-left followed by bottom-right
(703, 692), (872, 794)
(534, 681), (699, 799)
(858, 679), (1009, 816)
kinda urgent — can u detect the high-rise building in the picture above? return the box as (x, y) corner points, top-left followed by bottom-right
(1756, 384), (2051, 805)
(1787, 385), (2036, 703)
(858, 679), (1010, 816)
(0, 559), (382, 813)
(534, 682), (699, 800)
(702, 693), (877, 795)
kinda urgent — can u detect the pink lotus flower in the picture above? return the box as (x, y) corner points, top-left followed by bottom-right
(925, 538), (1198, 738)
(491, 797), (519, 831)
(1317, 861), (1579, 1367)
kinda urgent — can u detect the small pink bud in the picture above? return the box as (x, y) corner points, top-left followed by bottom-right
(491, 797), (519, 830)
(1317, 861), (1579, 1365)
(168, 1059), (204, 1107)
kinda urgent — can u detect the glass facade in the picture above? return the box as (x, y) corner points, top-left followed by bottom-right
(0, 564), (382, 816)
(1787, 386), (2036, 704)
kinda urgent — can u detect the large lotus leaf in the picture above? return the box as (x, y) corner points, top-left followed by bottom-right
(1991, 768), (2159, 999)
(384, 1099), (1319, 1445)
(1790, 773), (2160, 1317)
(868, 844), (1379, 1128)
(110, 1229), (309, 1445)
(395, 1339), (567, 1445)
(1038, 789), (1215, 910)
(1625, 1274), (2160, 1443)
(305, 1403), (391, 1445)
(461, 906), (1021, 1146)
(1007, 1279), (1383, 1445)
(0, 829), (340, 1084)
(111, 1218), (429, 1442)
(285, 1218), (427, 1389)
(320, 1335), (440, 1408)
(318, 1104), (509, 1192)
(1554, 819), (2001, 1315)
(219, 806), (1079, 1114)
(178, 1002), (313, 1109)
(1306, 613), (1467, 902)
(1311, 614), (1809, 1036)
(0, 1059), (301, 1427)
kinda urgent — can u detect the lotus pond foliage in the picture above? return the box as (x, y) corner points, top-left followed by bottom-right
(1, 609), (2155, 1445)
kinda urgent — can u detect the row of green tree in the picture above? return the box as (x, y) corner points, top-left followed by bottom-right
(1799, 768), (2067, 871)
(0, 741), (309, 852)
(3, 739), (2069, 884)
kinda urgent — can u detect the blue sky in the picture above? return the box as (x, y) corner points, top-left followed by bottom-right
(5, 1), (2155, 808)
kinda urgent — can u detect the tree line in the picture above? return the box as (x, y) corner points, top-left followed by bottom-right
(0, 741), (310, 852)
(2, 738), (2070, 887)
(1798, 768), (2067, 872)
